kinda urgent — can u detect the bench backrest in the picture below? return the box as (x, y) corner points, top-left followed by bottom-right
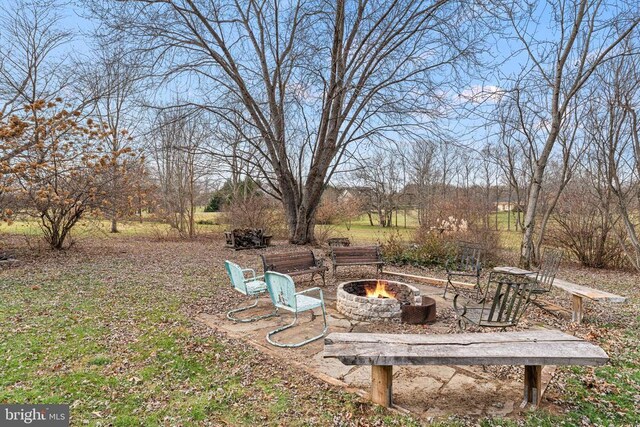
(331, 246), (382, 263)
(261, 250), (318, 274)
(448, 242), (482, 274)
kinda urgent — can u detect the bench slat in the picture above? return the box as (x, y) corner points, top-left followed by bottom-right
(324, 331), (608, 366)
(261, 251), (326, 285)
(549, 278), (626, 302)
(326, 330), (579, 345)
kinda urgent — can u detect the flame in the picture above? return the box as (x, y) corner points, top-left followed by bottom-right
(365, 280), (395, 299)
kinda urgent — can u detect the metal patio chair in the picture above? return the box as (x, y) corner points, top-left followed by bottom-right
(224, 260), (277, 322)
(264, 271), (328, 348)
(444, 242), (483, 299)
(530, 249), (563, 295)
(453, 275), (535, 330)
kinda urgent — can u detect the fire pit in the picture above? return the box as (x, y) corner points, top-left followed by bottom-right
(336, 279), (422, 322)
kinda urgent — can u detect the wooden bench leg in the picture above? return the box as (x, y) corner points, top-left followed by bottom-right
(572, 295), (583, 323)
(522, 365), (542, 408)
(371, 365), (393, 407)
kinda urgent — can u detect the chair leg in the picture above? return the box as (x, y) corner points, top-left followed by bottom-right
(444, 276), (452, 299)
(266, 305), (328, 348)
(227, 295), (278, 323)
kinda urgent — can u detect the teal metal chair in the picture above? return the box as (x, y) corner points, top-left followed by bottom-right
(225, 260), (277, 322)
(264, 271), (328, 348)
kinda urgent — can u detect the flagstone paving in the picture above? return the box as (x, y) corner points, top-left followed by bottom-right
(198, 280), (550, 420)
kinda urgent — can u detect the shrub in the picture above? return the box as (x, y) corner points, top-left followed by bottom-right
(204, 194), (223, 212)
(547, 188), (626, 269)
(381, 229), (456, 267)
(381, 221), (501, 268)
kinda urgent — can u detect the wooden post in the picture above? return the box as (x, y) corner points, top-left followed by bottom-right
(523, 365), (542, 407)
(572, 295), (584, 323)
(371, 365), (393, 407)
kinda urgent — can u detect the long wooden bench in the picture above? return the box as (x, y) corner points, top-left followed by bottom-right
(261, 250), (328, 285)
(331, 245), (384, 275)
(548, 278), (626, 323)
(324, 330), (608, 408)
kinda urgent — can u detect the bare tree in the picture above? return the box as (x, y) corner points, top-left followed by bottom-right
(0, 0), (72, 161)
(76, 46), (145, 232)
(88, 0), (487, 243)
(582, 45), (640, 270)
(151, 108), (210, 237)
(497, 0), (639, 267)
(353, 149), (403, 227)
(406, 140), (441, 226)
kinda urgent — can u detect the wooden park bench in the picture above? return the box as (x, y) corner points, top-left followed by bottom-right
(324, 330), (608, 408)
(261, 250), (328, 285)
(330, 245), (384, 275)
(550, 278), (626, 323)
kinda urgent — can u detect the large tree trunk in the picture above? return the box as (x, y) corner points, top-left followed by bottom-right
(281, 187), (320, 244)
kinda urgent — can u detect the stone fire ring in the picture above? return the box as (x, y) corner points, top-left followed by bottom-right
(336, 280), (422, 322)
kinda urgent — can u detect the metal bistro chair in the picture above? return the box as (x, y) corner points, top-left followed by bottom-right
(444, 243), (483, 299)
(224, 260), (278, 322)
(264, 271), (328, 348)
(530, 249), (563, 295)
(453, 275), (535, 330)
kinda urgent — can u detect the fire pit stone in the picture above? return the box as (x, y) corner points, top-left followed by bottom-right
(336, 279), (422, 322)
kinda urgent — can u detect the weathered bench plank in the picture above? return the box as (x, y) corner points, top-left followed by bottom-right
(382, 270), (477, 289)
(546, 277), (625, 323)
(550, 278), (626, 302)
(324, 331), (608, 408)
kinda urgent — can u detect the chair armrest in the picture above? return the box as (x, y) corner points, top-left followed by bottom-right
(297, 287), (324, 300)
(452, 293), (466, 316)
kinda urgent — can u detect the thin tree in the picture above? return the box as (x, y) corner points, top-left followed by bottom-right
(76, 46), (145, 233)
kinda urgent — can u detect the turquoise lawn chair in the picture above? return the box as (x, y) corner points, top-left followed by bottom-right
(225, 260), (277, 322)
(264, 271), (328, 348)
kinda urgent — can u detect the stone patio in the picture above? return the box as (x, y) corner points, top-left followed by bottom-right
(198, 278), (555, 420)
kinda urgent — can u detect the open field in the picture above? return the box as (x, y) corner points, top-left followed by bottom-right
(0, 209), (523, 249)
(1, 232), (639, 426)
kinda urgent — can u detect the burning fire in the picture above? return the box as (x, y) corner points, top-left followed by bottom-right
(365, 280), (395, 299)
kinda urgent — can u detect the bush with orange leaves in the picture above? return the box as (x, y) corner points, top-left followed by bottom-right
(1, 100), (141, 249)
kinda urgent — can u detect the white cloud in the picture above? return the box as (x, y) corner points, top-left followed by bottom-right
(458, 85), (505, 104)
